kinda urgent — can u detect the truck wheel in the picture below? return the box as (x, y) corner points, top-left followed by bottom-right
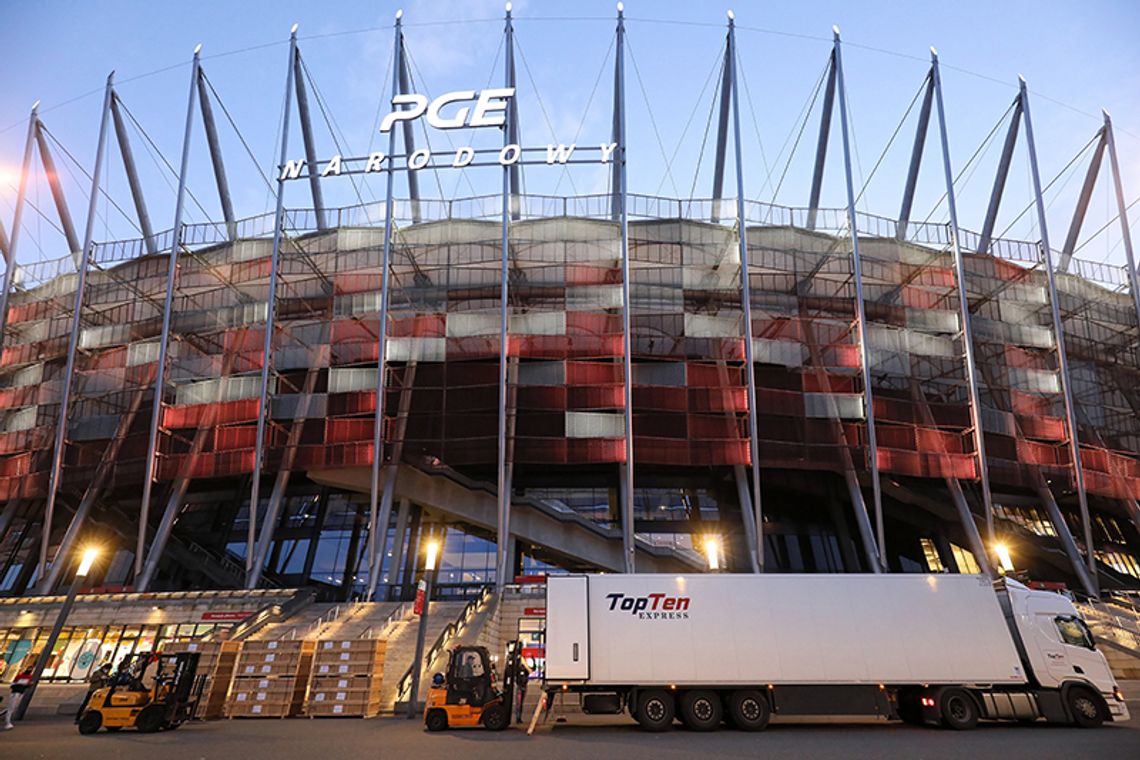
(1065, 686), (1105, 728)
(636, 689), (675, 732)
(726, 690), (770, 731)
(425, 708), (449, 732)
(679, 690), (723, 731)
(939, 689), (979, 730)
(482, 703), (510, 731)
(77, 711), (103, 735)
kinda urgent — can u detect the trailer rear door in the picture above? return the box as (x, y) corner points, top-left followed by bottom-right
(545, 575), (590, 680)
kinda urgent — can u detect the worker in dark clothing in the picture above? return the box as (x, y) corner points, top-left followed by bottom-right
(513, 657), (531, 723)
(75, 663), (112, 723)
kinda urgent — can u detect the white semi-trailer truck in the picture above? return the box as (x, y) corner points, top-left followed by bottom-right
(542, 573), (1129, 731)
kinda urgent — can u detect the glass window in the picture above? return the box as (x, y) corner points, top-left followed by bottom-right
(920, 538), (945, 572)
(1055, 616), (1095, 650)
(950, 544), (982, 574)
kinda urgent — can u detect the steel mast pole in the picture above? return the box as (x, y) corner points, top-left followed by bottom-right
(37, 76), (114, 589)
(137, 47), (201, 579)
(726, 12), (765, 571)
(494, 3), (515, 591)
(246, 27), (298, 587)
(1102, 111), (1140, 353)
(1019, 76), (1097, 593)
(832, 27), (886, 571)
(0, 104), (38, 364)
(365, 11), (404, 600)
(615, 3), (635, 573)
(931, 49), (996, 546)
(110, 91), (159, 255)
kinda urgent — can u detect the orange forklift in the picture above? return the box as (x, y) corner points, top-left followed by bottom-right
(424, 641), (523, 731)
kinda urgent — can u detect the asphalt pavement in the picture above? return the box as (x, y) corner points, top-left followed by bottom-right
(2, 710), (1138, 760)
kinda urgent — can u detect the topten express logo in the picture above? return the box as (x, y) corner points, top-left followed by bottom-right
(606, 592), (690, 621)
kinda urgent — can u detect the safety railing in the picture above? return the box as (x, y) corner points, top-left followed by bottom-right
(11, 193), (1133, 304)
(357, 600), (414, 641)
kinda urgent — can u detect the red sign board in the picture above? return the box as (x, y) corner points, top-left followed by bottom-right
(521, 646), (545, 659)
(523, 607), (546, 617)
(414, 580), (427, 615)
(200, 611), (253, 622)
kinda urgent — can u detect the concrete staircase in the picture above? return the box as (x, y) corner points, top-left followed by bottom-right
(1076, 599), (1140, 679)
(248, 601), (408, 640)
(380, 600), (472, 713)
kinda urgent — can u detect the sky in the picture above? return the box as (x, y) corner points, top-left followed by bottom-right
(1, 0), (1139, 274)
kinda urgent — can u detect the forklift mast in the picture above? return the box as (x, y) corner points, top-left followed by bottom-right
(501, 640), (522, 717)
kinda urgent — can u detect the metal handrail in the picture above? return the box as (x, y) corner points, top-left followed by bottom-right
(395, 585), (493, 703)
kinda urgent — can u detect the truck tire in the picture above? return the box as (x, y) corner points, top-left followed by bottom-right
(726, 690), (770, 732)
(636, 689), (675, 732)
(679, 690), (723, 731)
(425, 708), (449, 732)
(1065, 686), (1105, 728)
(77, 710), (102, 735)
(939, 688), (979, 730)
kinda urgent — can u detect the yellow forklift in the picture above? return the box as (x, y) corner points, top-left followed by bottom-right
(77, 651), (203, 734)
(424, 641), (523, 731)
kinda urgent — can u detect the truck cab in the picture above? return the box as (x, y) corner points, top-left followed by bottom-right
(1002, 580), (1125, 720)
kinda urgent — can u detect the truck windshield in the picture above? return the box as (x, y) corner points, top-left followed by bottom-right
(1054, 616), (1096, 650)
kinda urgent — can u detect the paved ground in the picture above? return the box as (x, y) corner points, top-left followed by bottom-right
(2, 711), (1138, 760)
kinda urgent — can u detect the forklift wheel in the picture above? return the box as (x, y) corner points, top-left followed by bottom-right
(425, 709), (449, 732)
(77, 711), (103, 735)
(482, 703), (510, 731)
(136, 706), (167, 734)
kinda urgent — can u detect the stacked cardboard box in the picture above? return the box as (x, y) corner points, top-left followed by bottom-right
(227, 640), (315, 718)
(305, 639), (387, 718)
(161, 640), (241, 719)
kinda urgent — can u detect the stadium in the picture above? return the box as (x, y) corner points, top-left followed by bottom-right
(1, 5), (1139, 615)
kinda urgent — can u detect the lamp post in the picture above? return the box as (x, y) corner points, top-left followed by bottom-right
(14, 546), (99, 721)
(405, 539), (439, 719)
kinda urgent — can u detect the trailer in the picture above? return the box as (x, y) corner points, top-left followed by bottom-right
(543, 573), (1129, 731)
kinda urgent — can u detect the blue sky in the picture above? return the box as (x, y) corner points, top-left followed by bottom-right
(1, 0), (1138, 272)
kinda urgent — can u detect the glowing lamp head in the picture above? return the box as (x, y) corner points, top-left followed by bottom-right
(77, 547), (99, 577)
(994, 543), (1014, 574)
(703, 536), (721, 571)
(424, 540), (440, 572)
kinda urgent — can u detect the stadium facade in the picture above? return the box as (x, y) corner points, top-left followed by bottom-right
(1, 9), (1139, 604)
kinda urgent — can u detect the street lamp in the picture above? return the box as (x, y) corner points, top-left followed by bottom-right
(994, 543), (1015, 574)
(704, 535), (721, 572)
(14, 545), (99, 721)
(406, 539), (440, 719)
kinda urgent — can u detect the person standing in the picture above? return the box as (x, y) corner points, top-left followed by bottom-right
(4, 667), (34, 729)
(512, 656), (531, 723)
